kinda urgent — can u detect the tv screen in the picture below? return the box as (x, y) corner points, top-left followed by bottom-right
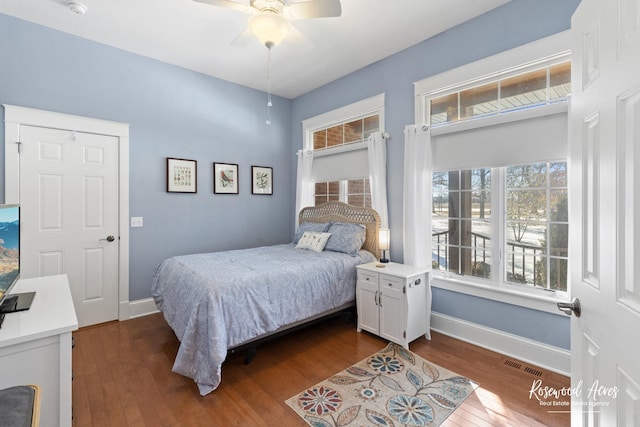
(0, 204), (20, 301)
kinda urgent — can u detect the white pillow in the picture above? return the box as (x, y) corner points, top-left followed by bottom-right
(295, 231), (332, 253)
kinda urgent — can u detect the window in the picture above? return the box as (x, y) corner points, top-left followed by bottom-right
(314, 181), (340, 205)
(302, 94), (384, 209)
(505, 162), (568, 291)
(347, 178), (371, 207)
(432, 169), (492, 279)
(414, 32), (572, 308)
(313, 115), (380, 151)
(430, 61), (571, 126)
(314, 178), (372, 207)
(433, 162), (568, 292)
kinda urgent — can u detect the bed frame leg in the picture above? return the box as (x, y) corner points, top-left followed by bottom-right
(244, 346), (257, 364)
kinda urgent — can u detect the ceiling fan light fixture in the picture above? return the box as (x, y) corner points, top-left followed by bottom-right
(248, 11), (290, 47)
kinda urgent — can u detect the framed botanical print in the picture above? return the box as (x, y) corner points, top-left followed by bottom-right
(167, 157), (197, 193)
(213, 162), (239, 194)
(252, 166), (273, 195)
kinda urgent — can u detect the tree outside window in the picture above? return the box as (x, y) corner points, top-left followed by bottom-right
(432, 168), (492, 279)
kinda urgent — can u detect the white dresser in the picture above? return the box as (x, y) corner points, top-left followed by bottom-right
(0, 274), (78, 427)
(356, 262), (431, 349)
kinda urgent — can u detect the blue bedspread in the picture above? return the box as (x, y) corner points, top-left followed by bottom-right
(151, 243), (375, 395)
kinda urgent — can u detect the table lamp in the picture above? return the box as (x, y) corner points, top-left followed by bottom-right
(379, 228), (390, 263)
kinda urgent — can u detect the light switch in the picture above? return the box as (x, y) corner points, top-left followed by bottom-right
(130, 217), (143, 228)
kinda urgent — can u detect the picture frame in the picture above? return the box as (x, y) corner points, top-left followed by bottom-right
(166, 157), (197, 193)
(213, 162), (239, 194)
(252, 166), (273, 195)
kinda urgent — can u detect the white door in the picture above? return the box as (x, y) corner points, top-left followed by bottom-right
(18, 125), (119, 327)
(569, 0), (640, 424)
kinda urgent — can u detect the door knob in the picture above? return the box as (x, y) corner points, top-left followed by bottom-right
(557, 298), (581, 317)
(100, 235), (115, 242)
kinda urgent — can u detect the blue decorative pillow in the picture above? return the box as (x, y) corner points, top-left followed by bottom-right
(324, 222), (366, 256)
(294, 221), (331, 243)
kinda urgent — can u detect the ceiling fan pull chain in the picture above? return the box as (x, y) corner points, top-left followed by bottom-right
(266, 43), (273, 125)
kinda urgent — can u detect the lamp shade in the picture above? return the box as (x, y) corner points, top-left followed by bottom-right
(249, 12), (291, 47)
(378, 228), (390, 251)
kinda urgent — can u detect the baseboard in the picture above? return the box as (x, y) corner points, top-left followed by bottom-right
(430, 311), (570, 376)
(125, 298), (159, 319)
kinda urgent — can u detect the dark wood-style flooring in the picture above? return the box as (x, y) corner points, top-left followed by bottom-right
(72, 313), (570, 426)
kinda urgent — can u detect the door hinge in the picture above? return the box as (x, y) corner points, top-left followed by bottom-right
(16, 141), (22, 154)
(403, 286), (406, 294)
(403, 331), (406, 338)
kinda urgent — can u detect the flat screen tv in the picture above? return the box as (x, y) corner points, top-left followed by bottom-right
(0, 204), (34, 327)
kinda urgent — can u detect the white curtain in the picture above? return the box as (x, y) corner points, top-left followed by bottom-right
(367, 132), (389, 228)
(403, 125), (432, 269)
(295, 149), (314, 227)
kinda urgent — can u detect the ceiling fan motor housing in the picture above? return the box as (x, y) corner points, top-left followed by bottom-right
(250, 0), (286, 14)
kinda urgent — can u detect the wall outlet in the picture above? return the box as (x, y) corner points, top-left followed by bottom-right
(130, 217), (143, 228)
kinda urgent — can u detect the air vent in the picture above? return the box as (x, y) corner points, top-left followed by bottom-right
(504, 359), (522, 370)
(503, 358), (545, 377)
(524, 366), (544, 377)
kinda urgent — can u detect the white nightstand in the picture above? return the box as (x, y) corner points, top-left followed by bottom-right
(356, 262), (431, 349)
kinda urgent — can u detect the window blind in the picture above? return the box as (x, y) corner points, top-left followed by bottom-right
(431, 106), (568, 171)
(311, 144), (369, 182)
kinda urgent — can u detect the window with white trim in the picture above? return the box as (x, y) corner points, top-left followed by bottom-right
(433, 161), (568, 292)
(414, 32), (571, 305)
(428, 61), (570, 126)
(303, 94), (385, 207)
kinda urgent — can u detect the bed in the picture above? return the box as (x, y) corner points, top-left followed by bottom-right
(151, 202), (381, 395)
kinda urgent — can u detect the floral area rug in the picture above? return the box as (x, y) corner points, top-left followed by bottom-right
(285, 342), (478, 426)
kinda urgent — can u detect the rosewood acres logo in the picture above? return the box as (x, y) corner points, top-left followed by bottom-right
(529, 379), (619, 410)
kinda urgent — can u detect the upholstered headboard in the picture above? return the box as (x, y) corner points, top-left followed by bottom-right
(298, 201), (381, 260)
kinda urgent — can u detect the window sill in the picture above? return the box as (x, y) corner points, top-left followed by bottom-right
(431, 274), (569, 316)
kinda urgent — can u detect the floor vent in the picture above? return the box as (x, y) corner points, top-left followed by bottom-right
(524, 366), (544, 377)
(503, 358), (545, 377)
(504, 359), (522, 370)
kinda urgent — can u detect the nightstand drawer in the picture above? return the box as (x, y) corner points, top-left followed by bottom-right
(380, 274), (403, 291)
(358, 270), (378, 285)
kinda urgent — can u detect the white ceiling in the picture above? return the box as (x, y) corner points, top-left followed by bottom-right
(0, 0), (510, 99)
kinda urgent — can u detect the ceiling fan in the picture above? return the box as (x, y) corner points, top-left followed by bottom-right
(193, 0), (342, 48)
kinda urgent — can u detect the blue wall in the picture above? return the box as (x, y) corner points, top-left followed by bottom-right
(0, 13), (293, 301)
(290, 0), (580, 350)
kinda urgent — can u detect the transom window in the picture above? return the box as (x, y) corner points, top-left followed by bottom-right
(431, 61), (570, 125)
(313, 114), (380, 151)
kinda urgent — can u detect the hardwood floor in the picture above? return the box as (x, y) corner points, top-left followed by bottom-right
(72, 313), (570, 426)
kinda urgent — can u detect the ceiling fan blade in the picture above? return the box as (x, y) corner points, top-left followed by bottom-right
(284, 24), (314, 53)
(286, 0), (341, 19)
(231, 26), (257, 46)
(192, 0), (254, 14)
